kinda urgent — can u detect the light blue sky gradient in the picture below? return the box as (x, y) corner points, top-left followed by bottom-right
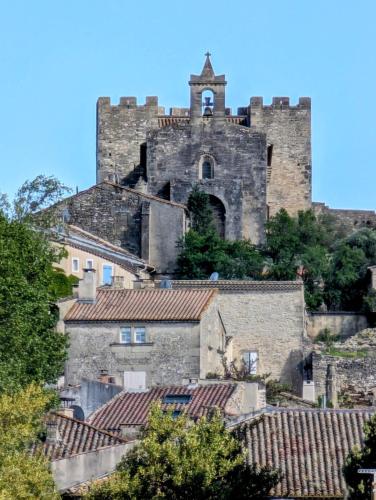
(0, 0), (375, 209)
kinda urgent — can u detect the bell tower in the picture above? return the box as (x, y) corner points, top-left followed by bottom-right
(189, 53), (227, 123)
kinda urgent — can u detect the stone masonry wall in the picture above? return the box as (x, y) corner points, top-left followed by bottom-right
(56, 182), (186, 273)
(65, 321), (202, 387)
(250, 97), (311, 216)
(147, 120), (267, 244)
(215, 287), (306, 392)
(312, 351), (376, 398)
(313, 202), (376, 232)
(96, 97), (160, 185)
(306, 313), (368, 340)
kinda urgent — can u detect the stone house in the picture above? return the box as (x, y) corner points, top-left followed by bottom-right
(33, 409), (133, 494)
(88, 381), (266, 438)
(170, 280), (306, 392)
(63, 271), (225, 389)
(53, 224), (153, 288)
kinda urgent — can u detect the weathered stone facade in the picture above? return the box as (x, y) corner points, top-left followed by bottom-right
(96, 55), (312, 245)
(56, 182), (187, 273)
(170, 280), (306, 392)
(64, 297), (224, 388)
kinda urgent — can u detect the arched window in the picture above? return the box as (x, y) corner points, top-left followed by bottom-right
(202, 90), (214, 116)
(199, 155), (214, 179)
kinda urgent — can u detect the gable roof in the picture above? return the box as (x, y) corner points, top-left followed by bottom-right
(239, 408), (374, 498)
(53, 225), (152, 275)
(33, 412), (125, 461)
(65, 288), (217, 322)
(89, 384), (236, 433)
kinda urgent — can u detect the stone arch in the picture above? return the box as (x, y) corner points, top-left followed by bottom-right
(208, 195), (225, 238)
(201, 88), (215, 116)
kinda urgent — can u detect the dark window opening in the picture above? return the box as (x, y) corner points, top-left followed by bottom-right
(157, 182), (171, 201)
(140, 143), (147, 169)
(202, 160), (213, 179)
(267, 145), (273, 167)
(163, 394), (192, 404)
(208, 195), (226, 238)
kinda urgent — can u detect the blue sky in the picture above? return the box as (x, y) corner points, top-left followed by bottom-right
(0, 0), (375, 209)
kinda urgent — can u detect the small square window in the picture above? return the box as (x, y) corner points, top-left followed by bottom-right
(120, 327), (131, 344)
(135, 327), (146, 344)
(86, 259), (94, 269)
(72, 258), (79, 273)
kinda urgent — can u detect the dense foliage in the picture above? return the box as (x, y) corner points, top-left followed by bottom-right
(177, 187), (376, 312)
(344, 413), (376, 499)
(0, 175), (72, 393)
(87, 404), (280, 499)
(0, 384), (59, 499)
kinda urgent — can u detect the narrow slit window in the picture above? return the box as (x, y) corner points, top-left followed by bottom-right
(267, 145), (273, 167)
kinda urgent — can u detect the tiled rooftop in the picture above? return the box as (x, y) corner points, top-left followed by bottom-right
(165, 280), (303, 292)
(33, 412), (125, 461)
(65, 288), (217, 322)
(239, 408), (374, 498)
(89, 384), (235, 433)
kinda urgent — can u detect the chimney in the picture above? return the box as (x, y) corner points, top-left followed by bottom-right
(119, 423), (142, 441)
(326, 363), (338, 408)
(78, 268), (97, 303)
(46, 420), (60, 444)
(111, 276), (125, 289)
(57, 407), (74, 418)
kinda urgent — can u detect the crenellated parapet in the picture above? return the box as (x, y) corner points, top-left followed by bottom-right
(250, 96), (311, 110)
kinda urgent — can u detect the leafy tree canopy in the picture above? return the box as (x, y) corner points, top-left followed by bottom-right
(87, 404), (279, 499)
(177, 187), (376, 312)
(0, 175), (73, 393)
(344, 413), (376, 499)
(0, 384), (59, 499)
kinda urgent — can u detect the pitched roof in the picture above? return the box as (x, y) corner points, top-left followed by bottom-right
(65, 288), (217, 322)
(166, 280), (303, 292)
(33, 412), (125, 461)
(239, 408), (374, 498)
(89, 384), (236, 433)
(54, 225), (152, 275)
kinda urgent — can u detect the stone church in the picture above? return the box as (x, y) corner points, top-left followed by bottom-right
(57, 54), (376, 274)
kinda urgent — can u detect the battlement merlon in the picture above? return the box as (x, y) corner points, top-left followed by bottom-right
(249, 96), (311, 110)
(97, 96), (159, 110)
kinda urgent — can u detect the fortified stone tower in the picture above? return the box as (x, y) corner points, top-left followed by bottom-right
(96, 54), (312, 244)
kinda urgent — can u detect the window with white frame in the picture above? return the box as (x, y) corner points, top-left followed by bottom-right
(119, 326), (146, 344)
(72, 257), (79, 273)
(135, 327), (146, 343)
(243, 351), (258, 374)
(86, 259), (94, 269)
(120, 327), (132, 344)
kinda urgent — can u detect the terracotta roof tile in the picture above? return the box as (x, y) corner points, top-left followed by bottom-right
(89, 384), (235, 433)
(239, 408), (374, 498)
(65, 288), (216, 322)
(167, 280), (303, 292)
(32, 413), (125, 461)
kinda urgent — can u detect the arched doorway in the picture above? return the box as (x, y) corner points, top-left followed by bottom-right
(208, 195), (225, 238)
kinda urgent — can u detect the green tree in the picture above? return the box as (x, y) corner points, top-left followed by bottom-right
(324, 228), (376, 311)
(0, 212), (68, 393)
(177, 187), (263, 279)
(264, 209), (331, 309)
(0, 384), (59, 499)
(344, 413), (376, 499)
(87, 404), (279, 499)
